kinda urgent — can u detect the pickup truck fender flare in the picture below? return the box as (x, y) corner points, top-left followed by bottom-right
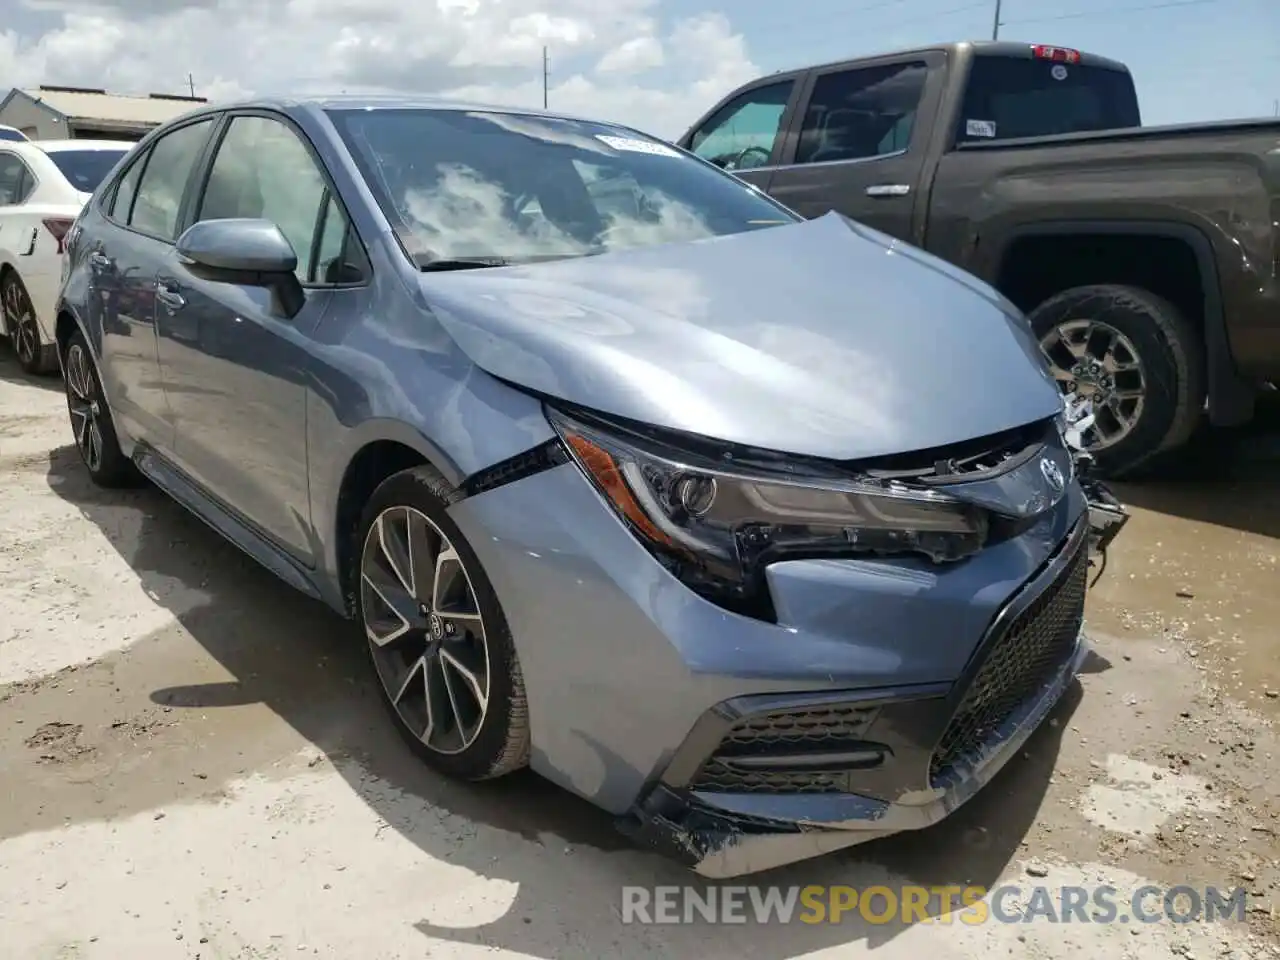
(993, 219), (1250, 425)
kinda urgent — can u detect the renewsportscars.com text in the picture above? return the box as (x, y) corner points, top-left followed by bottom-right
(620, 884), (1249, 925)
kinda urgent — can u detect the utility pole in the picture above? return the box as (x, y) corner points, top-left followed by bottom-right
(187, 73), (195, 97)
(542, 46), (549, 109)
(991, 0), (1002, 39)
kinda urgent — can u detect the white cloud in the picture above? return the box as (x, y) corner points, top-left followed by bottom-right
(0, 0), (759, 139)
(595, 36), (664, 75)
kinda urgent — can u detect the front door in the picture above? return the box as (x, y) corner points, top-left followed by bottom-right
(677, 75), (805, 193)
(154, 112), (356, 564)
(766, 58), (934, 242)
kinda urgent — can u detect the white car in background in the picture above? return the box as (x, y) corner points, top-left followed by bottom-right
(0, 139), (130, 373)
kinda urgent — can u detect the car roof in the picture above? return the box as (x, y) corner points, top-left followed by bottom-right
(180, 94), (619, 130)
(31, 139), (132, 153)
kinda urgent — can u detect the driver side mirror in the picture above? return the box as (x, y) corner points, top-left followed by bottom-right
(176, 218), (305, 319)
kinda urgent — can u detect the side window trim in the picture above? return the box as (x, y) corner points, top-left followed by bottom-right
(307, 188), (333, 284)
(185, 107), (371, 289)
(790, 57), (932, 169)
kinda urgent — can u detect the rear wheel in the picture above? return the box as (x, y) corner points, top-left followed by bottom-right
(1028, 284), (1206, 477)
(62, 328), (137, 487)
(355, 465), (530, 780)
(2, 272), (53, 374)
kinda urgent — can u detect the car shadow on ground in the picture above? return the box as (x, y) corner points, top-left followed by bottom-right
(1114, 394), (1280, 541)
(0, 349), (62, 392)
(44, 444), (1079, 958)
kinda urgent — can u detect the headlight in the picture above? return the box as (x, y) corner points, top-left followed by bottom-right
(547, 407), (988, 614)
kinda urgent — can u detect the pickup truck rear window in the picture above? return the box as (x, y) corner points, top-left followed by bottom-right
(957, 56), (1141, 143)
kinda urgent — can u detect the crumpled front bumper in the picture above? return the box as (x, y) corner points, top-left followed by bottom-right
(618, 515), (1098, 878)
(621, 635), (1090, 878)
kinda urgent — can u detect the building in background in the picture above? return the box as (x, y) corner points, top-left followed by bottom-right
(0, 85), (208, 142)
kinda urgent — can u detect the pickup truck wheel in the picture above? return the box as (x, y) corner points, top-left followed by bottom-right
(1028, 284), (1205, 478)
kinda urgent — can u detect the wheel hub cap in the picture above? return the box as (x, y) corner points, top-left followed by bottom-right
(1039, 318), (1148, 452)
(64, 344), (105, 472)
(360, 506), (491, 755)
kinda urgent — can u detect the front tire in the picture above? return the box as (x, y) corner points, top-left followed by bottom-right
(1028, 284), (1206, 477)
(355, 465), (530, 781)
(62, 328), (137, 488)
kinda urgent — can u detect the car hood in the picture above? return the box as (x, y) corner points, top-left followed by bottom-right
(418, 212), (1063, 461)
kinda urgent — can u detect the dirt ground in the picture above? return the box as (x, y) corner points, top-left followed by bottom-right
(3, 352), (1280, 960)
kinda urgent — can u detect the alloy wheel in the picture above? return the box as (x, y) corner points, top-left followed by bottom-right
(1039, 318), (1147, 451)
(360, 505), (491, 755)
(3, 280), (38, 367)
(64, 343), (106, 473)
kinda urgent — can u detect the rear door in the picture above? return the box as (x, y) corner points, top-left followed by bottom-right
(765, 53), (944, 242)
(676, 72), (807, 193)
(91, 116), (218, 447)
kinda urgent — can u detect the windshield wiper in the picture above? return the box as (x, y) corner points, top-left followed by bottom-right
(418, 257), (516, 272)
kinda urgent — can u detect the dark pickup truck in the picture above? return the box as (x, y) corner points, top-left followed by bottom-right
(676, 40), (1280, 476)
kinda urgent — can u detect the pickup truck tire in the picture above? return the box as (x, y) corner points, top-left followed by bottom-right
(1027, 284), (1206, 478)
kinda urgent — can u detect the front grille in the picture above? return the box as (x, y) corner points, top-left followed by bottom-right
(929, 537), (1088, 781)
(690, 703), (878, 794)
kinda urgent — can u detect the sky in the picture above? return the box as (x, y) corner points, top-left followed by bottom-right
(0, 0), (1276, 140)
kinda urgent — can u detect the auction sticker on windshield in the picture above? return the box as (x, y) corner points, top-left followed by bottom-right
(596, 134), (681, 157)
(965, 119), (997, 138)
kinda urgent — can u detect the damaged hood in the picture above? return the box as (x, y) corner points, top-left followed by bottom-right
(419, 212), (1063, 461)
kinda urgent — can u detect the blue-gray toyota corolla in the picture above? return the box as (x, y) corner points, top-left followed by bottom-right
(55, 97), (1100, 877)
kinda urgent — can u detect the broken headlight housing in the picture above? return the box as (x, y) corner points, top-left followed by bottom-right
(548, 406), (988, 614)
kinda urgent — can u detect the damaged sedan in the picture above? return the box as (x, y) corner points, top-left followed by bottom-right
(54, 96), (1127, 877)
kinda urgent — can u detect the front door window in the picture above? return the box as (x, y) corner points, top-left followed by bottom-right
(688, 80), (794, 172)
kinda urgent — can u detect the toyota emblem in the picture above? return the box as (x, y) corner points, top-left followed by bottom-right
(1040, 456), (1065, 493)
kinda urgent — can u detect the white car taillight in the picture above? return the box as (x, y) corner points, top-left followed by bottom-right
(43, 217), (75, 255)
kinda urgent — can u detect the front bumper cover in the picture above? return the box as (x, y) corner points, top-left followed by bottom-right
(618, 514), (1095, 878)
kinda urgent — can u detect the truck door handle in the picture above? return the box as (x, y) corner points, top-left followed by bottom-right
(865, 184), (911, 197)
(155, 282), (186, 311)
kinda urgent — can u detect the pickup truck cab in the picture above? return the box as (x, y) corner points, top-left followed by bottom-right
(677, 41), (1280, 476)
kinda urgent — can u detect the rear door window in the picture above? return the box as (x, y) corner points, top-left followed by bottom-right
(129, 118), (215, 240)
(957, 56), (1141, 142)
(0, 153), (33, 205)
(795, 61), (928, 165)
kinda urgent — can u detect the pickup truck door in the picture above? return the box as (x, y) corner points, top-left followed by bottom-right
(764, 52), (945, 244)
(675, 71), (808, 193)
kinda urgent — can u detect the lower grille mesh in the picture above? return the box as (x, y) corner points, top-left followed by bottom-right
(930, 537), (1088, 781)
(691, 704), (878, 794)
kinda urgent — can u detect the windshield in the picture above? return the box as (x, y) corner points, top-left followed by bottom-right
(44, 148), (129, 193)
(327, 108), (797, 265)
(957, 56), (1141, 142)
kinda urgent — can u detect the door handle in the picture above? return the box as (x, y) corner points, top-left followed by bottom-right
(865, 184), (911, 197)
(155, 282), (186, 311)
